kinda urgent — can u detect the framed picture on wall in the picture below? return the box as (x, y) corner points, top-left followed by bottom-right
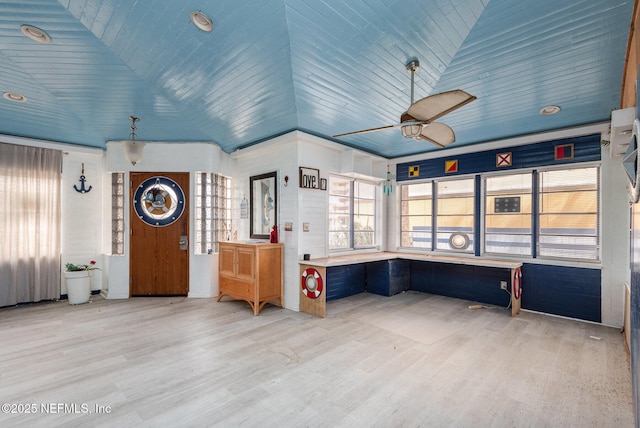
(250, 171), (277, 239)
(299, 167), (320, 189)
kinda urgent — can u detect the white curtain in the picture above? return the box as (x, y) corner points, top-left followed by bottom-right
(0, 142), (61, 307)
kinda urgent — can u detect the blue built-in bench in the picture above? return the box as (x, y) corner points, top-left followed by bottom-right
(299, 252), (522, 318)
(520, 264), (601, 323)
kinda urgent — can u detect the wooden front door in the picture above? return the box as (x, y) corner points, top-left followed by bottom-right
(130, 172), (189, 296)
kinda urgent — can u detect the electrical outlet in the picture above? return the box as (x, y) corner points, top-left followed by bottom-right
(500, 281), (508, 290)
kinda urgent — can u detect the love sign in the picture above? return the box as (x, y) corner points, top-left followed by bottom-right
(299, 167), (320, 189)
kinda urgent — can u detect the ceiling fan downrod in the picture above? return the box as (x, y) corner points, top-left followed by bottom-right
(406, 60), (419, 105)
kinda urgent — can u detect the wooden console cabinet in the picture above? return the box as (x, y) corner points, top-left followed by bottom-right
(217, 241), (283, 315)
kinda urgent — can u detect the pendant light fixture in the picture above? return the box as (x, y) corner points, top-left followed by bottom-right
(121, 116), (144, 166)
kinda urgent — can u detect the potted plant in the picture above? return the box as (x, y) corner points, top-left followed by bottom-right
(64, 260), (99, 305)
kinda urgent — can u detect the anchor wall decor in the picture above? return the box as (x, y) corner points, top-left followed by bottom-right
(73, 163), (92, 193)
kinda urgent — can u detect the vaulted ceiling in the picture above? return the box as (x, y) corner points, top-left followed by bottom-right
(0, 0), (633, 158)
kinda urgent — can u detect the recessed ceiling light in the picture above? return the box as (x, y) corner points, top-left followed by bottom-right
(190, 11), (213, 32)
(20, 24), (51, 44)
(539, 105), (560, 115)
(3, 92), (27, 103)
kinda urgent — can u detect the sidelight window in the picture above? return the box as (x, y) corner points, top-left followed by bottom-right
(111, 172), (125, 255)
(195, 172), (231, 254)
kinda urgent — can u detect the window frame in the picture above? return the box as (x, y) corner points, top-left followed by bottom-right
(399, 180), (433, 250)
(434, 176), (476, 254)
(328, 174), (381, 252)
(482, 169), (534, 257)
(535, 164), (600, 262)
(399, 174), (477, 254)
(398, 162), (601, 263)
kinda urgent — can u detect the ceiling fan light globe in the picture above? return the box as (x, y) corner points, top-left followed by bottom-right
(401, 124), (422, 138)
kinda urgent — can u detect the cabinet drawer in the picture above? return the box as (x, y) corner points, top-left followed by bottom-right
(219, 277), (254, 299)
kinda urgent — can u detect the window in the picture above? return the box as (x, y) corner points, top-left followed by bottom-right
(538, 167), (599, 260)
(354, 181), (376, 247)
(195, 172), (231, 254)
(329, 175), (377, 250)
(400, 182), (432, 248)
(399, 165), (600, 261)
(435, 179), (475, 252)
(484, 173), (532, 256)
(111, 172), (125, 255)
(399, 178), (474, 252)
(328, 176), (350, 249)
(0, 143), (61, 306)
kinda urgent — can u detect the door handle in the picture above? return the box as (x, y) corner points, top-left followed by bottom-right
(179, 236), (188, 250)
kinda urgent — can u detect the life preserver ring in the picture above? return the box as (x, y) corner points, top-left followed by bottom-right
(513, 268), (522, 300)
(301, 268), (323, 299)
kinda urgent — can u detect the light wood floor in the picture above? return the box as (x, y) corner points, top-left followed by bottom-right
(0, 292), (633, 427)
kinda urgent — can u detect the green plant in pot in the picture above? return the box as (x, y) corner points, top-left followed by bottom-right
(65, 260), (99, 272)
(64, 260), (99, 304)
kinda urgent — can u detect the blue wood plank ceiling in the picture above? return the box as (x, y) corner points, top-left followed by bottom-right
(0, 0), (633, 158)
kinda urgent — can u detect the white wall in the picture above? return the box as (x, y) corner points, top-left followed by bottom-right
(296, 136), (341, 260)
(104, 141), (234, 299)
(232, 133), (301, 310)
(601, 112), (634, 327)
(600, 142), (630, 327)
(62, 150), (105, 295)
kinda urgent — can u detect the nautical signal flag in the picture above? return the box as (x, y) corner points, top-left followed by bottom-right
(445, 159), (458, 173)
(554, 144), (574, 160)
(408, 165), (420, 177)
(496, 152), (512, 167)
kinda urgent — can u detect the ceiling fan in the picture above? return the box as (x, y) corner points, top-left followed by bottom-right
(333, 60), (476, 148)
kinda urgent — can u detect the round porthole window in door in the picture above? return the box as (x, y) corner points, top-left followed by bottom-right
(133, 176), (185, 227)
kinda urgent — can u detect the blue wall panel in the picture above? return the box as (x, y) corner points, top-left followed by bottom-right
(366, 260), (410, 296)
(326, 264), (366, 301)
(409, 261), (511, 307)
(521, 264), (601, 322)
(397, 134), (601, 181)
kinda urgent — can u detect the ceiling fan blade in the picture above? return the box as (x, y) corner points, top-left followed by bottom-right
(407, 89), (476, 122)
(416, 122), (455, 148)
(333, 124), (396, 138)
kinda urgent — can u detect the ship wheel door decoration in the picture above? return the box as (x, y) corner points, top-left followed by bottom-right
(133, 176), (185, 227)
